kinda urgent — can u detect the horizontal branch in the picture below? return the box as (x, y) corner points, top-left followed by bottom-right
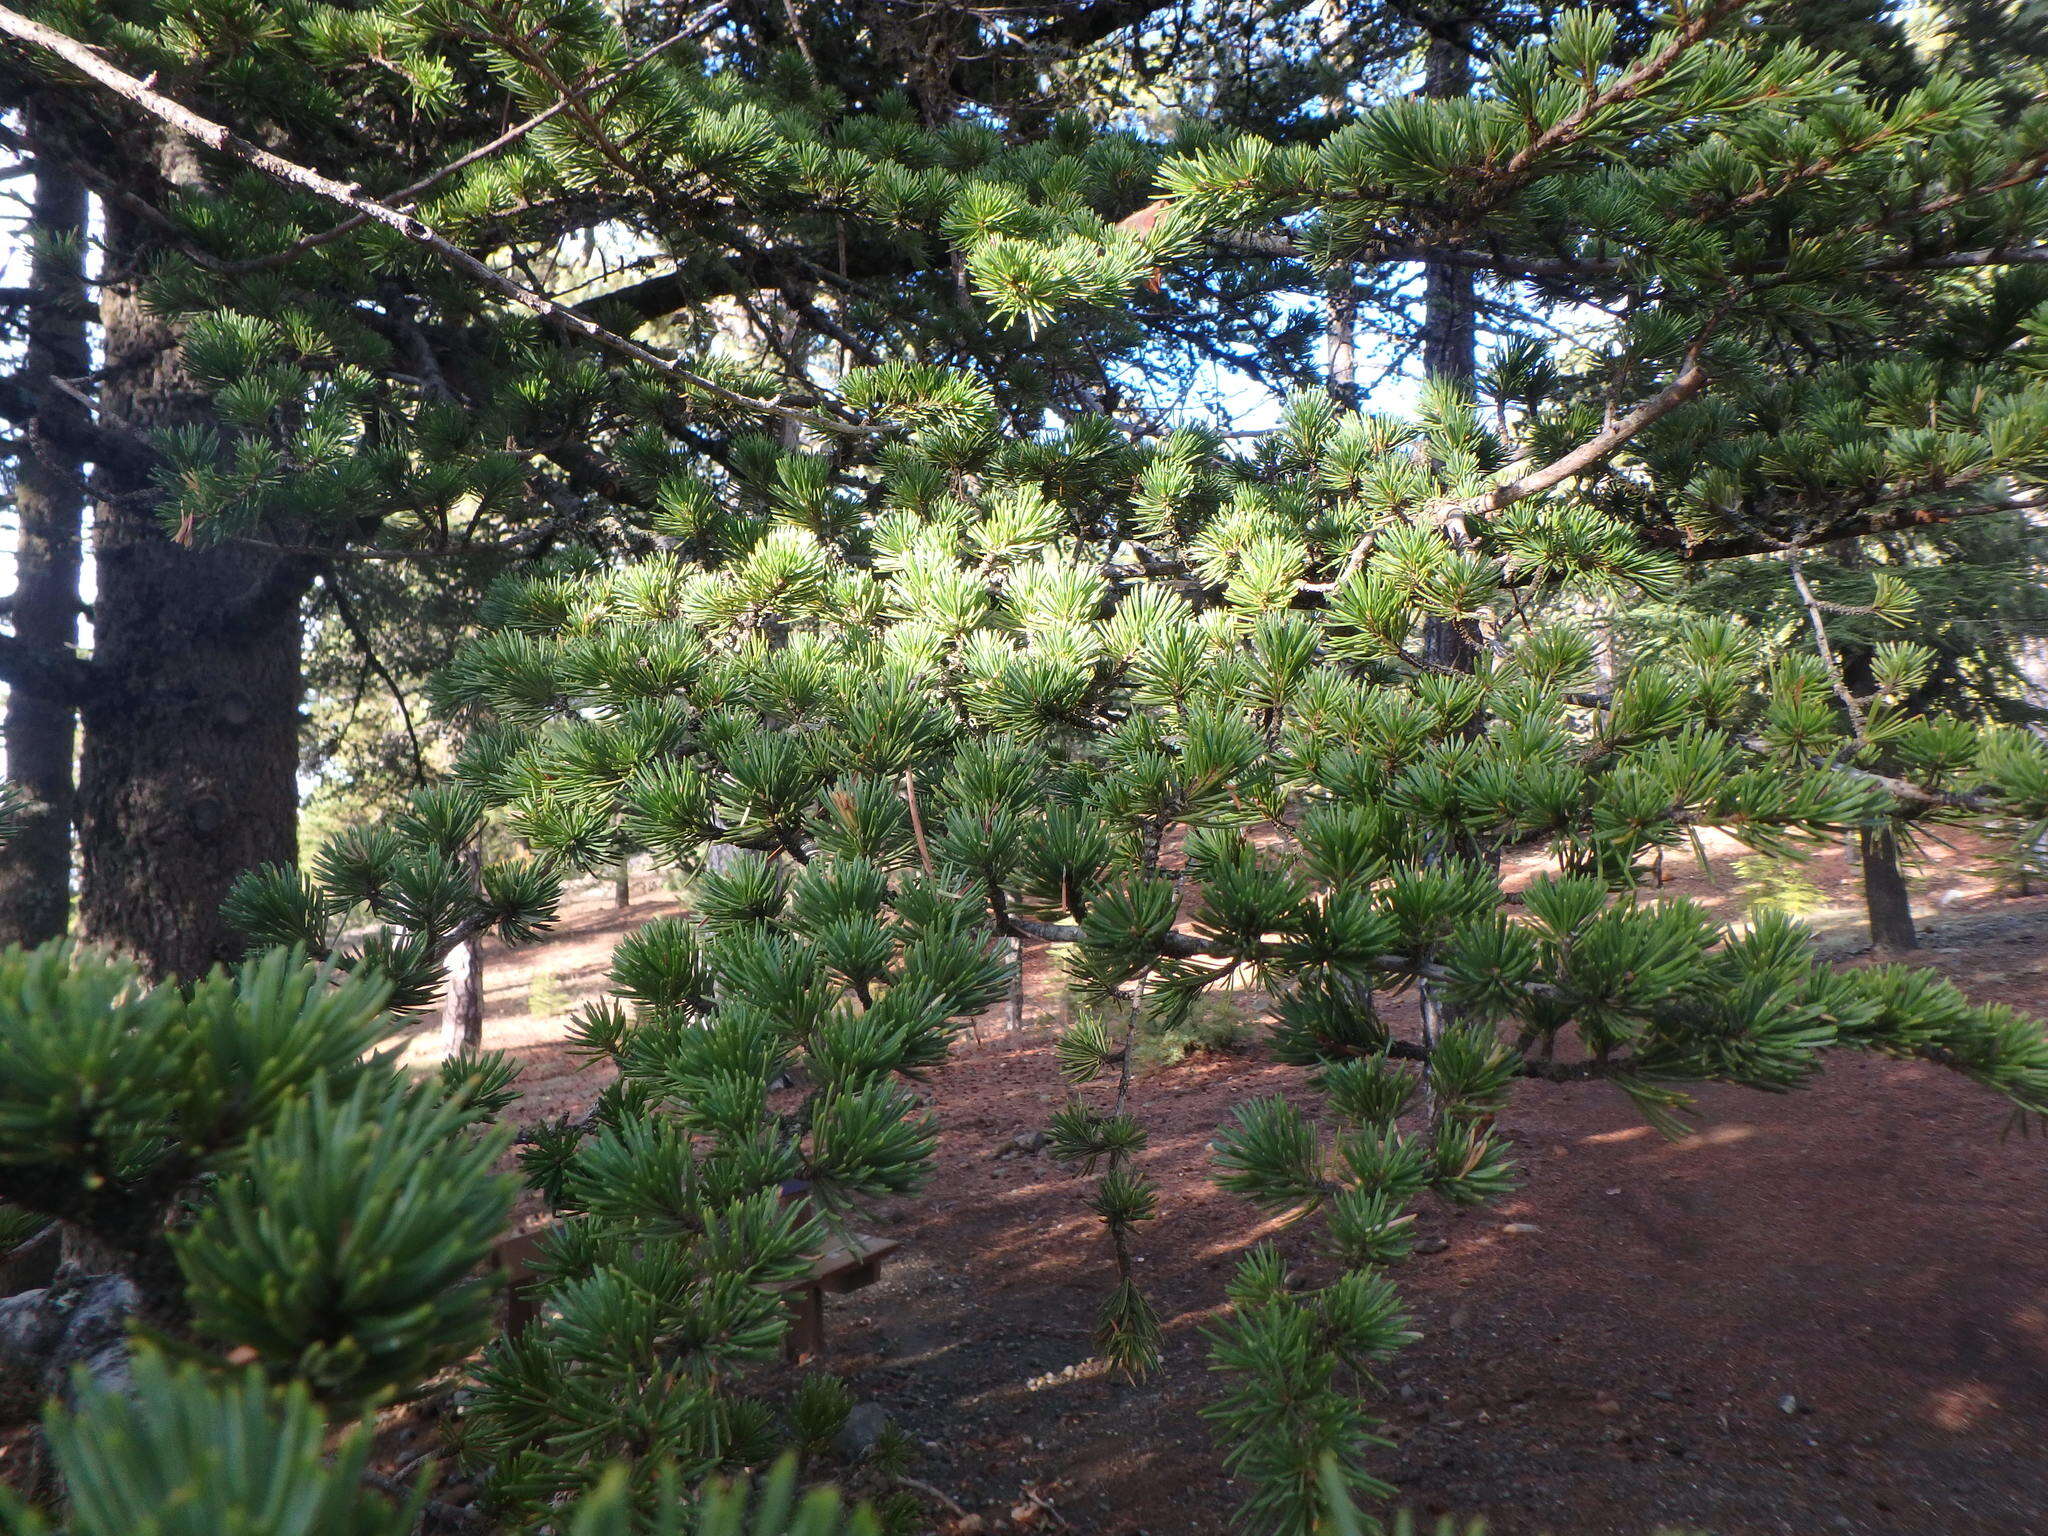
(1007, 912), (1648, 1085)
(1860, 771), (1995, 817)
(1455, 350), (1710, 517)
(1377, 1035), (1626, 1082)
(1006, 912), (1215, 959)
(1002, 912), (1451, 983)
(0, 366), (156, 481)
(1658, 487), (2046, 561)
(0, 631), (100, 705)
(1218, 231), (2048, 283)
(0, 5), (861, 439)
(215, 10), (726, 276)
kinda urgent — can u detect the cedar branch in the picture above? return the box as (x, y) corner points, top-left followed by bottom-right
(0, 5), (862, 438)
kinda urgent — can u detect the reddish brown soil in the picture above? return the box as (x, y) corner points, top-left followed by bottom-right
(477, 840), (2048, 1536)
(12, 848), (2028, 1530)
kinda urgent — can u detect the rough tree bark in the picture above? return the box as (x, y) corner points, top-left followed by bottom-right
(75, 130), (309, 979)
(1413, 11), (1485, 1088)
(1419, 14), (1481, 678)
(1320, 0), (1359, 413)
(0, 105), (88, 947)
(1419, 15), (1478, 386)
(1859, 824), (1918, 951)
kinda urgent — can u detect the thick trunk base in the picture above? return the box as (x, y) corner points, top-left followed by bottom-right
(75, 546), (303, 978)
(78, 193), (307, 980)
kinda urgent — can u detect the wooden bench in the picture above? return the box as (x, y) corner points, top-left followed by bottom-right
(492, 1226), (900, 1360)
(769, 1233), (900, 1361)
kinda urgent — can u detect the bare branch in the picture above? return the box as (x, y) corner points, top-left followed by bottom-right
(1784, 547), (1867, 738)
(1456, 351), (1710, 517)
(0, 366), (155, 479)
(0, 631), (99, 706)
(318, 564), (427, 787)
(1659, 487), (2047, 561)
(1212, 230), (2048, 282)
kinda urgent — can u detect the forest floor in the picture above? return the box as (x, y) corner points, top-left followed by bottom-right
(404, 829), (2048, 1536)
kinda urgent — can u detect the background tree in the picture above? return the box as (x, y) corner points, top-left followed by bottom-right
(0, 95), (87, 947)
(295, 559), (515, 1049)
(0, 0), (1213, 975)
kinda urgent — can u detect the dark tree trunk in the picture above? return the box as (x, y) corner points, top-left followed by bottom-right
(1420, 262), (1477, 389)
(1419, 21), (1480, 679)
(1859, 824), (1918, 951)
(1414, 14), (1486, 1097)
(614, 855), (632, 908)
(0, 110), (88, 947)
(1419, 19), (1478, 383)
(75, 137), (310, 979)
(1833, 600), (1915, 950)
(1421, 605), (1479, 673)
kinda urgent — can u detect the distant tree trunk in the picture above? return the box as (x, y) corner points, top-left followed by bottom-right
(1419, 259), (1476, 392)
(614, 855), (632, 908)
(1860, 824), (1918, 951)
(1834, 602), (1915, 951)
(701, 841), (743, 1006)
(1326, 276), (1359, 409)
(75, 131), (310, 979)
(1419, 22), (1478, 387)
(1317, 0), (1356, 408)
(0, 107), (88, 948)
(1006, 937), (1024, 1033)
(1419, 20), (1479, 679)
(1414, 16), (1485, 1112)
(440, 936), (484, 1055)
(440, 837), (485, 1054)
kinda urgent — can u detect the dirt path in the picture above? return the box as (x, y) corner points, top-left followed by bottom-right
(467, 840), (2048, 1536)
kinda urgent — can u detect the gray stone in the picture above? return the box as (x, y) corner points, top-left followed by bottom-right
(834, 1401), (891, 1460)
(0, 1272), (139, 1422)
